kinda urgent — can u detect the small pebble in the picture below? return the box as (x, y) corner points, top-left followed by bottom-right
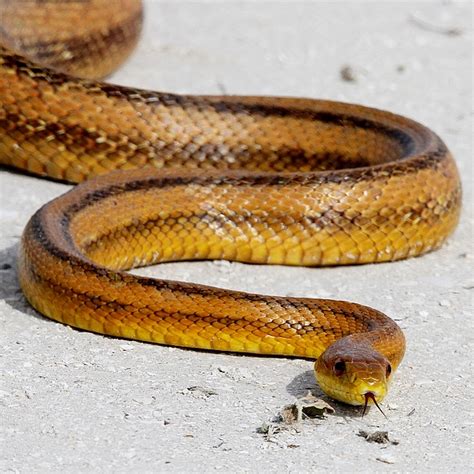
(119, 344), (135, 351)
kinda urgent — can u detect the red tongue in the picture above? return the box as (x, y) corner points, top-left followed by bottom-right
(362, 392), (388, 419)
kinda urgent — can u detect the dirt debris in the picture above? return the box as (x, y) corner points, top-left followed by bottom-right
(257, 393), (334, 440)
(180, 386), (218, 398)
(340, 64), (357, 82)
(357, 430), (399, 445)
(280, 393), (335, 423)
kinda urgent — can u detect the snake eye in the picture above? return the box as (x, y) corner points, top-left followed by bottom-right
(334, 360), (346, 376)
(386, 364), (392, 377)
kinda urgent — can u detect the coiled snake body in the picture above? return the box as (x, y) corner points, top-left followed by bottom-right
(0, 0), (461, 408)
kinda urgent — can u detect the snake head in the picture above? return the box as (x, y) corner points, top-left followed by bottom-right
(314, 337), (392, 407)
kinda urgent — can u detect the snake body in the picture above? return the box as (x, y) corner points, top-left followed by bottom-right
(0, 0), (462, 407)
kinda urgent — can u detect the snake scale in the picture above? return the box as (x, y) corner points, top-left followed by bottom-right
(0, 0), (462, 408)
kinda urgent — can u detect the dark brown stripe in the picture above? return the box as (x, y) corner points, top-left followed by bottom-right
(96, 85), (420, 153)
(0, 8), (142, 67)
(27, 251), (380, 337)
(59, 149), (446, 222)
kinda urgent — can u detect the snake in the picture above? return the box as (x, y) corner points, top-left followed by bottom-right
(0, 0), (462, 410)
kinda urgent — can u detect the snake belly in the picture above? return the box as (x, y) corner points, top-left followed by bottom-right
(0, 0), (462, 406)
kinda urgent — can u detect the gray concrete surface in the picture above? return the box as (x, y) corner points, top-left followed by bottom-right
(1, 1), (473, 472)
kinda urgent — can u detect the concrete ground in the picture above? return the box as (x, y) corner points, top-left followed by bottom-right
(1, 1), (472, 472)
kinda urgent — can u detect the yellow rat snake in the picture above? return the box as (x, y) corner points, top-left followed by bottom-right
(0, 0), (462, 409)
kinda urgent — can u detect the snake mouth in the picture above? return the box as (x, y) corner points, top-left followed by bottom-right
(362, 391), (387, 419)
